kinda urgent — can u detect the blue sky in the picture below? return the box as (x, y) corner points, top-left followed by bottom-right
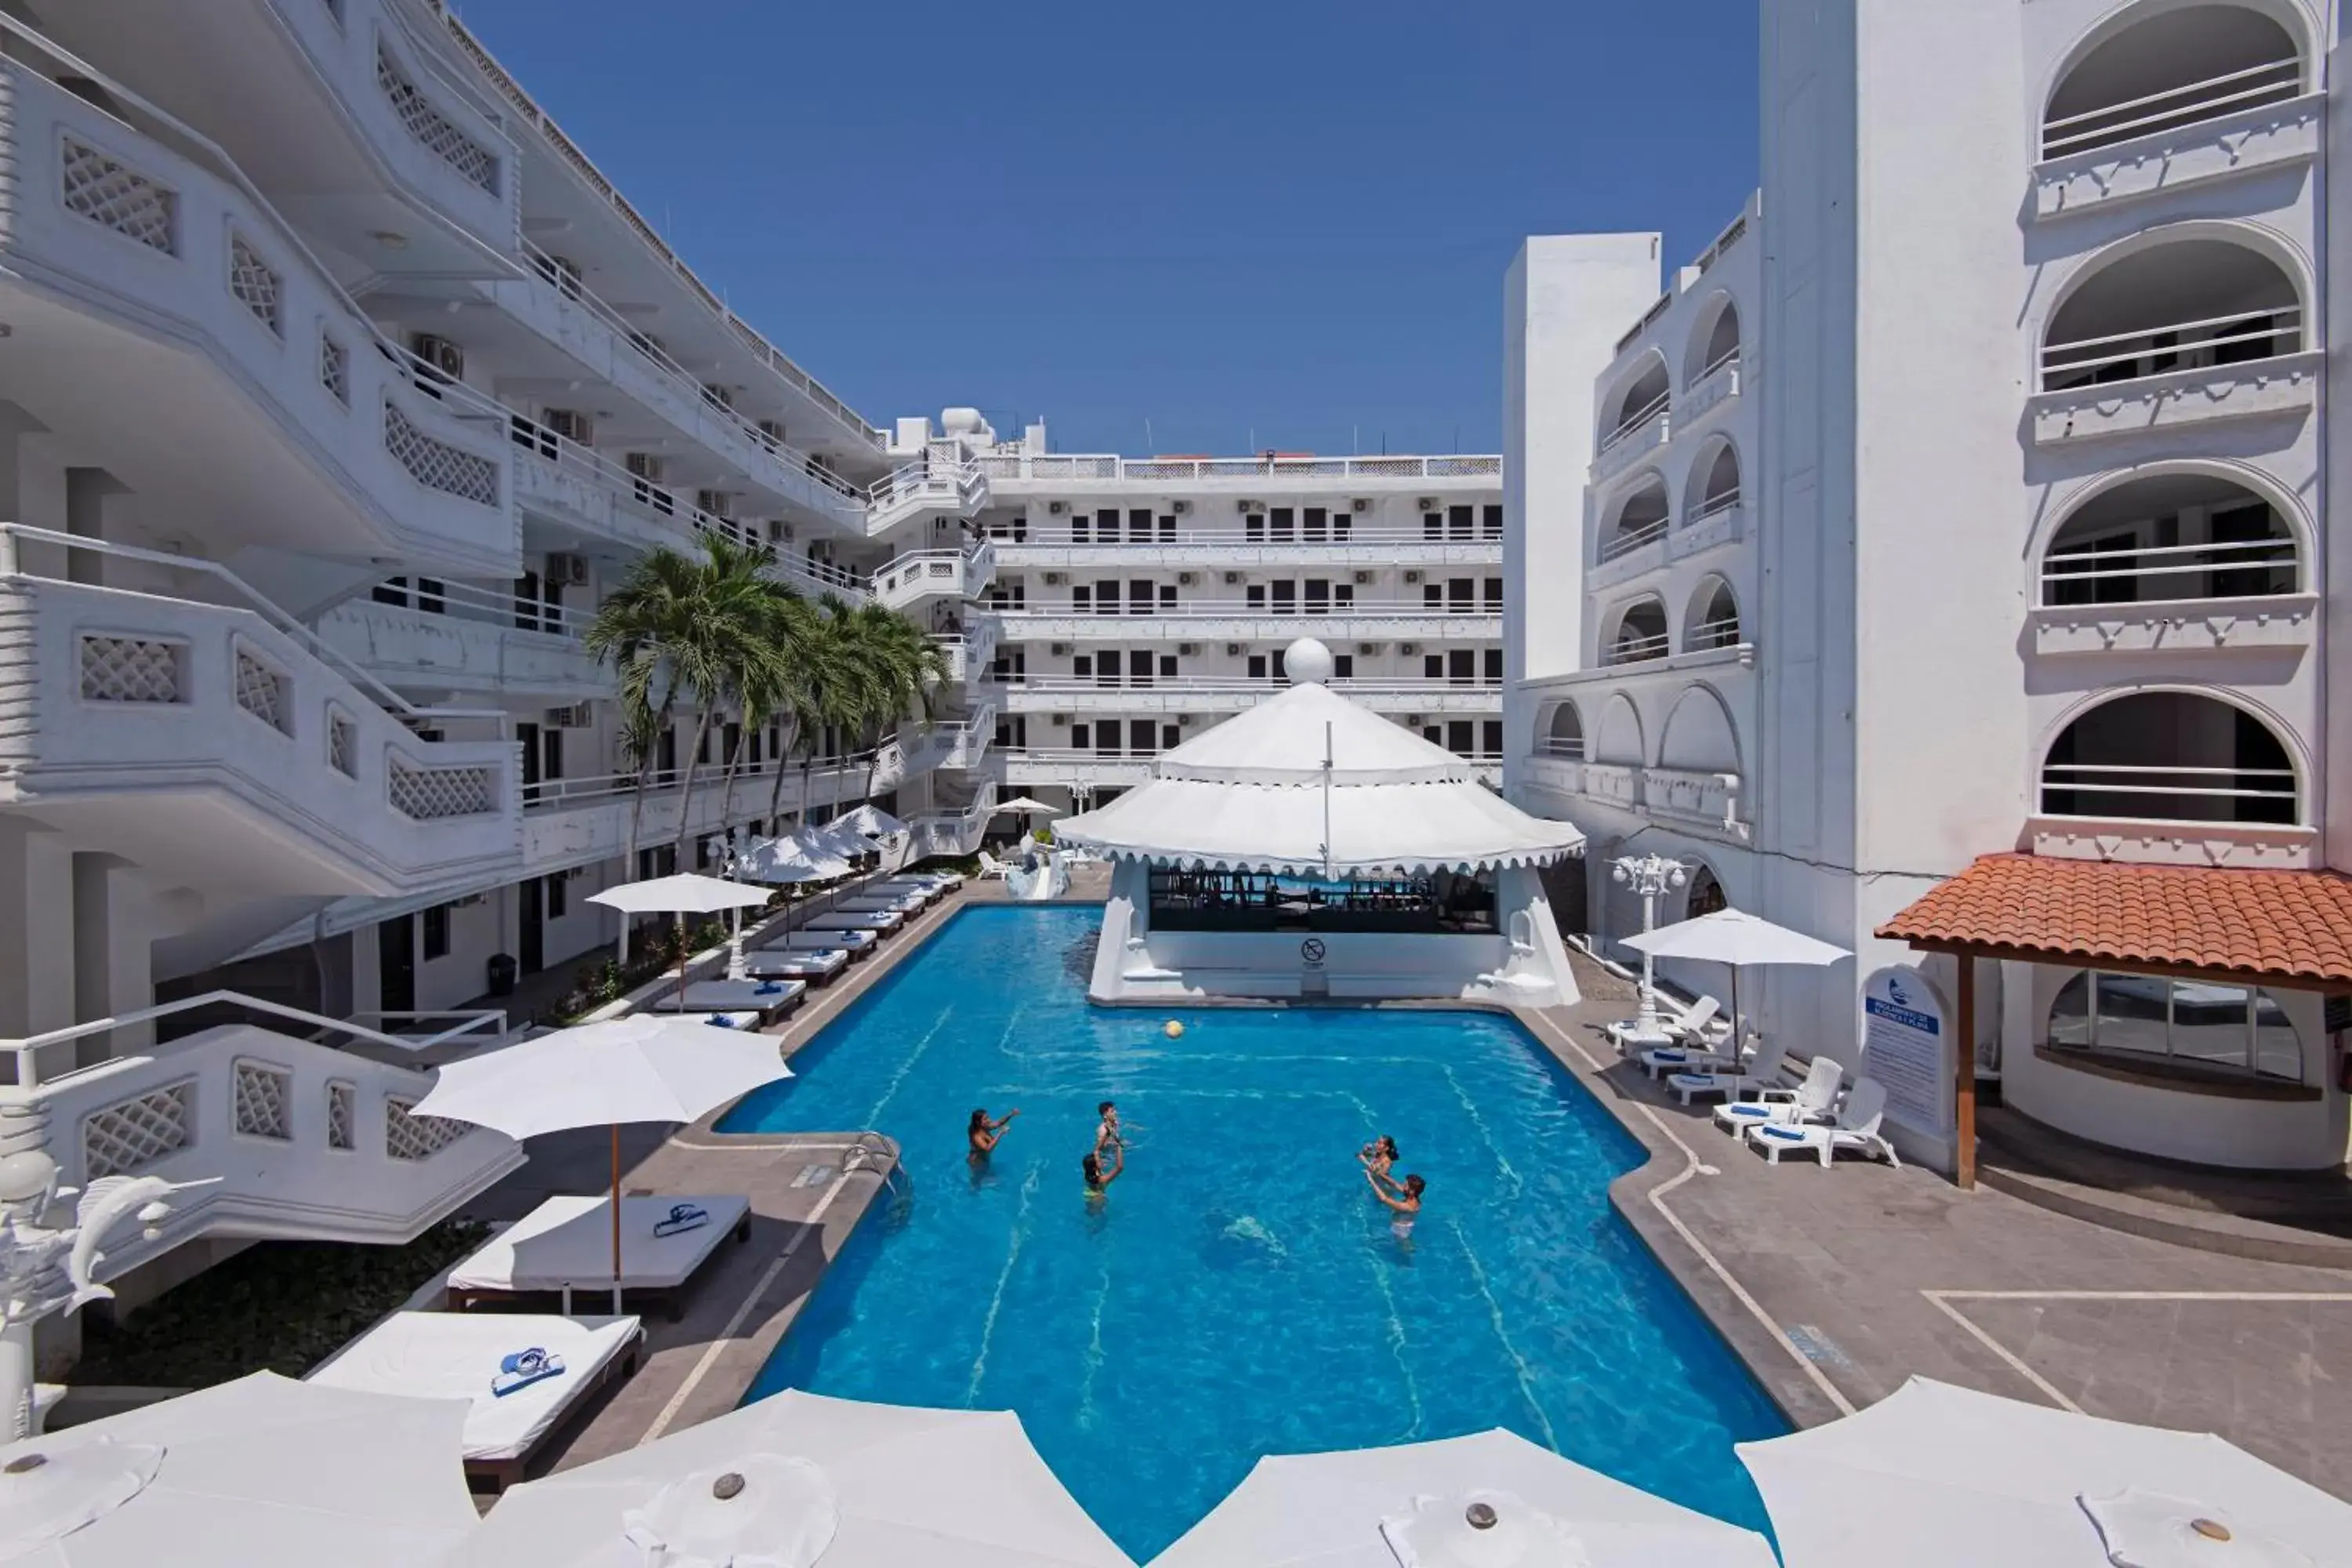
(452, 0), (1759, 455)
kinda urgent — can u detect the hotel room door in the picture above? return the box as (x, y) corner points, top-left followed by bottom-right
(519, 878), (545, 975)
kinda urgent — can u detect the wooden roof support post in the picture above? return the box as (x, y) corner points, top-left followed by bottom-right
(1955, 949), (1977, 1192)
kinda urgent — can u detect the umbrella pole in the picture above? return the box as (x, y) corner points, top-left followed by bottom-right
(611, 1122), (623, 1316)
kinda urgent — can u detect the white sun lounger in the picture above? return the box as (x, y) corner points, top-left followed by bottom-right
(867, 881), (946, 906)
(307, 1311), (642, 1491)
(648, 978), (806, 1024)
(1670, 1039), (1793, 1105)
(892, 872), (964, 891)
(802, 909), (905, 934)
(1711, 1055), (1842, 1136)
(448, 1193), (753, 1318)
(760, 927), (877, 958)
(835, 890), (927, 913)
(1748, 1077), (1901, 1167)
(1609, 995), (1725, 1055)
(739, 948), (848, 985)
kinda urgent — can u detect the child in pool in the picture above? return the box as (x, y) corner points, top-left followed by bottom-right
(1094, 1101), (1123, 1160)
(1359, 1135), (1399, 1180)
(1083, 1144), (1124, 1199)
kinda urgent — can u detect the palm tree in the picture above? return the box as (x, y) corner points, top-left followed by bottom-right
(583, 544), (701, 880)
(843, 601), (951, 804)
(779, 596), (882, 829)
(666, 535), (797, 864)
(714, 585), (821, 851)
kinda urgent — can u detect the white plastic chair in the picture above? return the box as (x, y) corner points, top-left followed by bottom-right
(1746, 1077), (1901, 1167)
(1711, 1054), (1841, 1136)
(1610, 994), (1723, 1056)
(975, 850), (1008, 880)
(1668, 1038), (1791, 1105)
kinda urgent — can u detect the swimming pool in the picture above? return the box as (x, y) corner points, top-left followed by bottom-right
(724, 906), (1785, 1557)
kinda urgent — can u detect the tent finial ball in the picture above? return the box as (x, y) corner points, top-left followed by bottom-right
(1281, 637), (1334, 685)
(1163, 1019), (1185, 1039)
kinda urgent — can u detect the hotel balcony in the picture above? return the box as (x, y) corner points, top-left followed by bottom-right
(0, 56), (521, 579)
(1000, 677), (1503, 716)
(2031, 238), (2318, 446)
(995, 522), (1501, 572)
(315, 579), (606, 699)
(999, 748), (1503, 791)
(975, 453), (1500, 490)
(520, 749), (911, 875)
(0, 527), (522, 899)
(873, 543), (996, 612)
(2034, 13), (2318, 221)
(867, 454), (991, 534)
(989, 603), (1503, 644)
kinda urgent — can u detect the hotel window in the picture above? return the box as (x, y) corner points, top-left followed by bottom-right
(1483, 648), (1504, 684)
(1096, 579), (1120, 614)
(1423, 510), (1443, 541)
(1129, 508), (1153, 543)
(1333, 582), (1354, 610)
(1447, 579), (1474, 612)
(1096, 509), (1118, 543)
(546, 873), (568, 920)
(1425, 583), (1444, 609)
(421, 904), (451, 962)
(1159, 584), (1178, 609)
(1481, 720), (1504, 757)
(1073, 654), (1096, 684)
(1334, 508), (1352, 541)
(1483, 504), (1504, 539)
(1271, 508), (1295, 542)
(1247, 584), (1267, 609)
(1073, 585), (1091, 612)
(1304, 579), (1330, 615)
(1449, 505), (1474, 541)
(1425, 654), (1443, 680)
(1098, 723), (1123, 757)
(1129, 580), (1155, 614)
(1271, 581), (1296, 613)
(1483, 578), (1504, 610)
(1304, 507), (1328, 543)
(1448, 650), (1475, 686)
(1246, 512), (1266, 542)
(1158, 654), (1178, 677)
(1162, 723), (1181, 750)
(1248, 654), (1269, 681)
(1332, 654), (1353, 678)
(1130, 719), (1158, 753)
(1129, 650), (1156, 688)
(1158, 514), (1177, 543)
(2048, 971), (2304, 1083)
(1070, 722), (1091, 749)
(1072, 512), (1090, 544)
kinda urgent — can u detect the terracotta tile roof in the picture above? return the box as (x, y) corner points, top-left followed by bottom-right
(1876, 854), (2352, 986)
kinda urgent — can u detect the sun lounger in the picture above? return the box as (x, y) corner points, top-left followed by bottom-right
(1748, 1077), (1900, 1167)
(681, 1010), (763, 1029)
(975, 851), (1009, 880)
(867, 880), (946, 907)
(1639, 1039), (1741, 1079)
(892, 872), (964, 891)
(834, 896), (927, 920)
(760, 927), (877, 959)
(801, 909), (905, 935)
(648, 978), (806, 1025)
(307, 1311), (642, 1492)
(1669, 1040), (1792, 1105)
(739, 948), (848, 985)
(1711, 1055), (1842, 1135)
(447, 1193), (753, 1319)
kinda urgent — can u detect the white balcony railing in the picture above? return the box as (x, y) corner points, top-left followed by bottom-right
(2038, 763), (2298, 818)
(2038, 535), (2299, 604)
(1599, 390), (1673, 455)
(1605, 631), (1673, 666)
(2039, 307), (2303, 392)
(1687, 489), (1742, 528)
(996, 524), (1500, 553)
(2041, 57), (2303, 160)
(1599, 518), (1670, 564)
(873, 544), (996, 611)
(974, 453), (1500, 483)
(1686, 615), (1744, 652)
(1534, 736), (1587, 760)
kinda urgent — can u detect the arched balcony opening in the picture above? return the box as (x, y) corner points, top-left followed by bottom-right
(1604, 598), (1671, 666)
(1593, 695), (1645, 767)
(2042, 4), (2303, 161)
(1690, 300), (1741, 384)
(1685, 579), (1742, 652)
(1600, 475), (1671, 562)
(1600, 356), (1671, 452)
(1685, 863), (1729, 918)
(1537, 700), (1585, 760)
(2041, 238), (2302, 392)
(2042, 691), (2297, 826)
(2049, 971), (2304, 1083)
(1687, 442), (1741, 525)
(2042, 472), (2299, 607)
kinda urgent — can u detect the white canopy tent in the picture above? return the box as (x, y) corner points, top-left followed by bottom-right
(1737, 1377), (2352, 1568)
(1054, 639), (1583, 1004)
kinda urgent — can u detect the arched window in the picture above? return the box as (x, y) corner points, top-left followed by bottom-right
(1601, 355), (1671, 451)
(1600, 475), (1671, 562)
(1686, 864), (1728, 918)
(1540, 701), (1585, 760)
(1689, 442), (1740, 524)
(1692, 302), (1741, 383)
(2041, 691), (2296, 825)
(1605, 599), (1670, 666)
(2042, 471), (2298, 606)
(2041, 237), (2301, 392)
(2049, 970), (2303, 1081)
(2042, 5), (2303, 160)
(1685, 580), (1741, 652)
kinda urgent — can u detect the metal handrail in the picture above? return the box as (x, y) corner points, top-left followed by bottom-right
(996, 525), (1502, 550)
(358, 574), (593, 639)
(990, 601), (1499, 619)
(1686, 615), (1744, 652)
(7, 989), (507, 1090)
(2042, 57), (2303, 158)
(2038, 535), (2299, 600)
(2040, 308), (2302, 387)
(1688, 488), (1743, 524)
(1606, 631), (1673, 665)
(522, 746), (895, 811)
(972, 453), (1502, 481)
(0, 524), (506, 724)
(1535, 737), (1587, 760)
(1004, 677), (1501, 694)
(1599, 519), (1670, 562)
(1600, 390), (1671, 451)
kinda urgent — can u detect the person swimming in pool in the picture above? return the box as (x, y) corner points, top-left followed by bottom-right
(1083, 1143), (1124, 1200)
(967, 1107), (1019, 1159)
(1094, 1101), (1124, 1160)
(1358, 1135), (1399, 1180)
(1367, 1167), (1425, 1234)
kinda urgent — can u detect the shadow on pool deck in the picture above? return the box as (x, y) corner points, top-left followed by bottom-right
(1523, 953), (2352, 1499)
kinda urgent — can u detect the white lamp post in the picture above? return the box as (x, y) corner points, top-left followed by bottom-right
(1611, 853), (1687, 1039)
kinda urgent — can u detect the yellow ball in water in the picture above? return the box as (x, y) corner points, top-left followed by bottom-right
(1163, 1020), (1185, 1040)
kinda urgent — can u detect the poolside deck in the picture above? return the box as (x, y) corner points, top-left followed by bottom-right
(1523, 954), (2352, 1494)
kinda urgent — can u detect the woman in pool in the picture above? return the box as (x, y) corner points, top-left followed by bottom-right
(1083, 1144), (1124, 1199)
(1358, 1135), (1399, 1180)
(1367, 1167), (1425, 1234)
(967, 1107), (1020, 1159)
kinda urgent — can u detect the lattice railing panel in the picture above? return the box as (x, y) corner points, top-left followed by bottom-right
(232, 1059), (292, 1141)
(388, 760), (496, 819)
(385, 1096), (470, 1161)
(328, 714), (358, 777)
(80, 635), (185, 703)
(384, 403), (499, 506)
(84, 1081), (194, 1180)
(320, 336), (349, 405)
(234, 648), (291, 733)
(376, 45), (501, 194)
(60, 138), (179, 255)
(327, 1080), (355, 1151)
(227, 233), (282, 336)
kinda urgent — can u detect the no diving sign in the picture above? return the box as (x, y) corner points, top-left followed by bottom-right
(1301, 938), (1327, 967)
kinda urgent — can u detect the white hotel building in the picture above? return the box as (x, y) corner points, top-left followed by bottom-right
(1506, 0), (2352, 1177)
(0, 0), (1504, 1337)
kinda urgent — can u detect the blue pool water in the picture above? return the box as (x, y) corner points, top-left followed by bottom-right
(724, 907), (1785, 1557)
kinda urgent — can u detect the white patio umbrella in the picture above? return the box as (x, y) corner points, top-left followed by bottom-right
(590, 872), (773, 1003)
(1621, 908), (1849, 1052)
(410, 1015), (789, 1311)
(729, 834), (854, 977)
(0, 1370), (477, 1567)
(830, 803), (907, 838)
(1154, 1428), (1777, 1568)
(993, 796), (1063, 816)
(1737, 1377), (2352, 1568)
(444, 1390), (1132, 1568)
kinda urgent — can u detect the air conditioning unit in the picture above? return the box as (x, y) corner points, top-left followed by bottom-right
(1352, 570), (1374, 585)
(1399, 642), (1421, 656)
(1177, 572), (1197, 586)
(1178, 713), (1197, 726)
(1178, 643), (1200, 657)
(696, 489), (734, 517)
(1172, 499), (1191, 514)
(1044, 572), (1066, 586)
(1051, 643), (1073, 656)
(1224, 643), (1243, 657)
(626, 452), (666, 482)
(543, 408), (593, 445)
(1403, 569), (1423, 584)
(768, 520), (793, 543)
(1051, 714), (1068, 726)
(1351, 499), (1371, 513)
(408, 332), (464, 379)
(1416, 496), (1439, 512)
(1356, 642), (1382, 655)
(1222, 572), (1243, 586)
(1047, 500), (1067, 514)
(1237, 499), (1261, 513)
(544, 701), (593, 728)
(545, 551), (590, 586)
(1405, 716), (1426, 729)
